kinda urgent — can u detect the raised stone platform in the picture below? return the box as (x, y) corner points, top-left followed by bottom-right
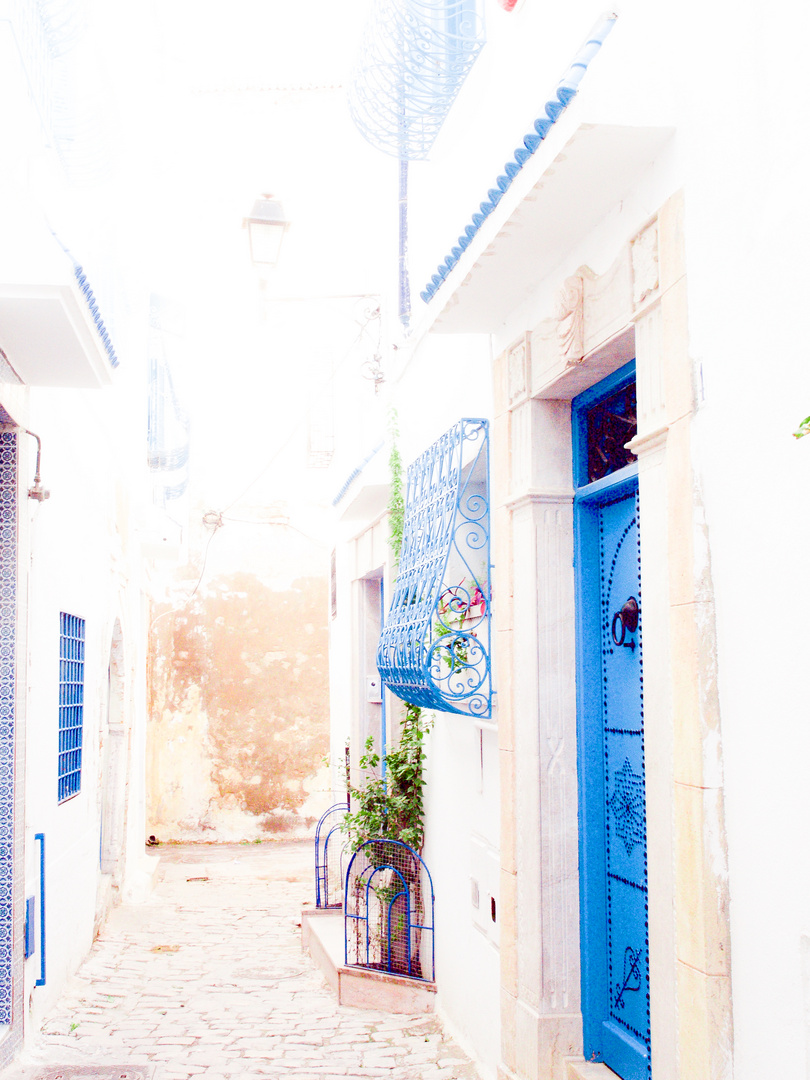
(301, 907), (437, 1014)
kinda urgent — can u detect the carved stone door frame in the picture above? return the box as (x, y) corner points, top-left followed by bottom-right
(495, 191), (732, 1080)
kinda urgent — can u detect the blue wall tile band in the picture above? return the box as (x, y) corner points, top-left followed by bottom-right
(420, 12), (617, 304)
(0, 433), (16, 1022)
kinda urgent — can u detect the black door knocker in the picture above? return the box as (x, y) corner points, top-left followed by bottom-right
(611, 596), (639, 651)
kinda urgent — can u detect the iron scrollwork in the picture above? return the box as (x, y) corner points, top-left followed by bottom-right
(348, 0), (486, 161)
(377, 418), (492, 718)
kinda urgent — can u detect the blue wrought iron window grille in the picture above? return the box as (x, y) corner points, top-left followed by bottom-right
(377, 418), (492, 718)
(58, 612), (85, 803)
(348, 0), (486, 161)
(571, 361), (637, 488)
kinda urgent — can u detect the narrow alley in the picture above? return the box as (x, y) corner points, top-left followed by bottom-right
(5, 843), (481, 1080)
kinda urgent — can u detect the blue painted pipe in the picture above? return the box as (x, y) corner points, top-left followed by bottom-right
(35, 833), (45, 987)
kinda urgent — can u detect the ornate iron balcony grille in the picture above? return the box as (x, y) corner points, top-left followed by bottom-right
(348, 0), (485, 161)
(377, 417), (491, 717)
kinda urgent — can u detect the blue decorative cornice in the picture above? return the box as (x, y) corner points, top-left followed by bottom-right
(72, 264), (119, 369)
(419, 13), (617, 305)
(48, 230), (119, 369)
(332, 441), (385, 507)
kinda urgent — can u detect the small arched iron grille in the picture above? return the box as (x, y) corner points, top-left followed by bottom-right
(315, 803), (349, 909)
(345, 840), (435, 983)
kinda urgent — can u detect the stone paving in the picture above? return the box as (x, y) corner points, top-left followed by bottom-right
(3, 841), (483, 1080)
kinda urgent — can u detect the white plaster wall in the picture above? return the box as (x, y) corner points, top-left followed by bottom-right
(407, 0), (686, 301)
(0, 15), (154, 1041)
(390, 333), (494, 473)
(329, 311), (497, 1065)
(422, 715), (501, 1079)
(679, 8), (810, 1076)
(20, 379), (150, 1022)
(400, 0), (810, 1074)
(384, 331), (499, 1070)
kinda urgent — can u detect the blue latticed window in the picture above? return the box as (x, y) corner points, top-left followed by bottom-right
(58, 612), (85, 803)
(377, 418), (492, 717)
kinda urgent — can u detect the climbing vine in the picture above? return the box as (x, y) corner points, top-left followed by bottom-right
(387, 407), (405, 561)
(342, 409), (431, 854)
(343, 702), (431, 854)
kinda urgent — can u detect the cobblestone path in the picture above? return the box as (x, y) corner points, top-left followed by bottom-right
(4, 842), (482, 1080)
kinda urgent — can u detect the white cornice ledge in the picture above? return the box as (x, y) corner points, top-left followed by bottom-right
(505, 489), (574, 512)
(626, 426), (669, 457)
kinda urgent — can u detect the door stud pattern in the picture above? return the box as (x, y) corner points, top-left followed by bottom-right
(599, 490), (650, 1057)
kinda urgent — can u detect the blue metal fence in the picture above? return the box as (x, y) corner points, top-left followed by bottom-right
(345, 839), (435, 983)
(315, 803), (349, 909)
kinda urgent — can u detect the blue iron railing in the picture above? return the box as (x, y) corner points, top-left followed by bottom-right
(377, 418), (491, 717)
(348, 0), (485, 161)
(345, 839), (435, 982)
(315, 803), (349, 909)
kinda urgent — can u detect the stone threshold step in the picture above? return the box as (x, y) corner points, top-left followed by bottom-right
(301, 907), (436, 1014)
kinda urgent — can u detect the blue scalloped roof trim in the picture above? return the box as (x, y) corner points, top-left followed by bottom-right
(419, 14), (617, 306)
(331, 440), (385, 507)
(48, 230), (120, 369)
(73, 265), (119, 368)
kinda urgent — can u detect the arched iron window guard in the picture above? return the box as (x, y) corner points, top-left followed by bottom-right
(348, 0), (485, 161)
(315, 803), (349, 909)
(377, 417), (491, 717)
(345, 839), (435, 982)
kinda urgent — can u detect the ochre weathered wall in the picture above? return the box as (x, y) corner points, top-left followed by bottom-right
(148, 572), (329, 840)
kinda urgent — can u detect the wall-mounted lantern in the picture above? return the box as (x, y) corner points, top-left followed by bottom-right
(244, 194), (290, 267)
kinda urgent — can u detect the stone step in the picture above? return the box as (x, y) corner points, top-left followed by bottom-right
(301, 907), (437, 1014)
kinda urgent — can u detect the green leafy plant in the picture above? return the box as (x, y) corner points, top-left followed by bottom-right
(343, 702), (431, 854)
(344, 703), (432, 979)
(388, 408), (405, 561)
(341, 411), (432, 977)
(794, 415), (810, 439)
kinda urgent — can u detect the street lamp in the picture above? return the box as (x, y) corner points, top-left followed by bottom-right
(245, 194), (290, 267)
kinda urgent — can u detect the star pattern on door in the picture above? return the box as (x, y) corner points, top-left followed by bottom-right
(608, 758), (646, 856)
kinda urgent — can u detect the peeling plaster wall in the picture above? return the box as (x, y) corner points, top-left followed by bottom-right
(148, 572), (329, 841)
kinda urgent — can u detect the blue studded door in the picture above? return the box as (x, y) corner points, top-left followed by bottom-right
(573, 365), (650, 1080)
